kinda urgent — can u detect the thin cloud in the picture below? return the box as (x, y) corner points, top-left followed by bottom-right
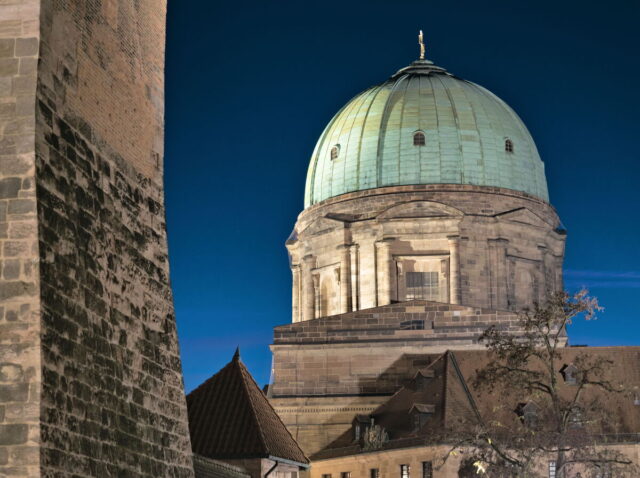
(564, 269), (640, 288)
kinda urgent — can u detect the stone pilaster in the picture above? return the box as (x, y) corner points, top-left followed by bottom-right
(376, 239), (394, 306)
(349, 244), (359, 311)
(338, 245), (352, 314)
(448, 235), (461, 304)
(488, 238), (509, 310)
(302, 255), (316, 322)
(291, 264), (301, 323)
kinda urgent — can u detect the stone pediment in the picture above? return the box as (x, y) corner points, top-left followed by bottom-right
(494, 207), (552, 228)
(377, 201), (464, 220)
(299, 215), (346, 238)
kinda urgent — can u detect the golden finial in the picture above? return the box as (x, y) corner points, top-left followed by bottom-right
(418, 30), (425, 60)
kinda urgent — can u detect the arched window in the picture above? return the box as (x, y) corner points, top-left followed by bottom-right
(330, 145), (340, 160)
(505, 139), (514, 153)
(413, 131), (426, 146)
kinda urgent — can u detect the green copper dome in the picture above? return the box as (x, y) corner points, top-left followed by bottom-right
(304, 60), (548, 207)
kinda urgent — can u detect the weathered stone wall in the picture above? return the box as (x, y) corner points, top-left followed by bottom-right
(0, 0), (42, 475)
(1, 0), (195, 476)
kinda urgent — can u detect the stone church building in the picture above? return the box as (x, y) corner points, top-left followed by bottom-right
(264, 49), (640, 476)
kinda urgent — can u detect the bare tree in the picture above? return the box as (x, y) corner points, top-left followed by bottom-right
(443, 290), (638, 478)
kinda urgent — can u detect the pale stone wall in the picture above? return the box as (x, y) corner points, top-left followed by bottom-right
(0, 1), (194, 476)
(287, 185), (566, 323)
(309, 443), (640, 478)
(0, 0), (42, 475)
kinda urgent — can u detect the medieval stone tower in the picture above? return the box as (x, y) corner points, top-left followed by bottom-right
(0, 1), (194, 476)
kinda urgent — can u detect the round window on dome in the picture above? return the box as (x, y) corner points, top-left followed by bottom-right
(413, 131), (426, 146)
(330, 145), (340, 160)
(505, 139), (514, 153)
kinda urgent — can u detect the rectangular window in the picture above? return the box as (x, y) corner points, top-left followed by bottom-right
(341, 473), (351, 478)
(406, 272), (439, 300)
(400, 464), (410, 478)
(422, 462), (432, 478)
(322, 475), (332, 478)
(548, 461), (556, 478)
(370, 469), (379, 478)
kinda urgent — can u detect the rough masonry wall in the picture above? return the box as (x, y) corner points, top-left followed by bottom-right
(32, 1), (194, 476)
(0, 0), (42, 475)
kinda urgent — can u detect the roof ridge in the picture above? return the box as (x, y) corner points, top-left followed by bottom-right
(235, 360), (270, 455)
(446, 351), (482, 424)
(238, 360), (308, 462)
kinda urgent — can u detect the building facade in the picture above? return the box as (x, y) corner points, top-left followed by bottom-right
(267, 47), (639, 477)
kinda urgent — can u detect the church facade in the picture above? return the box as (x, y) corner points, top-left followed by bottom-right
(267, 48), (640, 476)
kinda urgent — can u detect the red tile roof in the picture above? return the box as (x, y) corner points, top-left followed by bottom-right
(187, 349), (308, 465)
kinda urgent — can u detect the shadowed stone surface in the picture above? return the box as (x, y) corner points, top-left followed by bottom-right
(0, 1), (195, 476)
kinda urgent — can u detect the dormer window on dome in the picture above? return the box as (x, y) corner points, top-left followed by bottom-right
(413, 131), (426, 146)
(505, 138), (514, 153)
(330, 145), (340, 160)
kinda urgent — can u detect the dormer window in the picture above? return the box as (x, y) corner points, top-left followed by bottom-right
(414, 369), (434, 391)
(413, 131), (426, 146)
(516, 402), (540, 430)
(568, 407), (584, 429)
(353, 414), (371, 442)
(505, 139), (514, 153)
(560, 363), (579, 385)
(410, 403), (434, 431)
(330, 145), (340, 160)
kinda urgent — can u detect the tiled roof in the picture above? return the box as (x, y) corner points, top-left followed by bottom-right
(187, 349), (308, 465)
(314, 347), (640, 460)
(193, 455), (251, 478)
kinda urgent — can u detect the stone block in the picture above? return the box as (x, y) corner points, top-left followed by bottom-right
(14, 38), (37, 57)
(0, 424), (27, 445)
(0, 382), (27, 402)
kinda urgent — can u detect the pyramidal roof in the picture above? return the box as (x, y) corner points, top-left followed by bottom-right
(187, 349), (309, 465)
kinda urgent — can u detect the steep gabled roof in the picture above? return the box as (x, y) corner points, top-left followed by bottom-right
(187, 349), (308, 465)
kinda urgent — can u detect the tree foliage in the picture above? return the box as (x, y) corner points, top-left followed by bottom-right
(443, 290), (638, 478)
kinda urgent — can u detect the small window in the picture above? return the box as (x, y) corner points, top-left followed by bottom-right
(330, 145), (340, 160)
(322, 475), (332, 478)
(548, 461), (556, 478)
(400, 319), (425, 330)
(400, 465), (410, 478)
(354, 424), (361, 441)
(341, 473), (351, 478)
(406, 272), (439, 301)
(422, 462), (433, 478)
(505, 139), (514, 153)
(634, 393), (640, 406)
(370, 469), (380, 478)
(413, 412), (429, 430)
(413, 131), (426, 146)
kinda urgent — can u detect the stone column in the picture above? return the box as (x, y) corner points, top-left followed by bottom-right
(376, 239), (394, 306)
(302, 255), (316, 322)
(338, 245), (352, 314)
(349, 243), (359, 311)
(538, 244), (551, 301)
(448, 235), (461, 304)
(291, 264), (301, 322)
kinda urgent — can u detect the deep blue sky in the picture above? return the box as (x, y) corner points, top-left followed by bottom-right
(165, 0), (640, 392)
